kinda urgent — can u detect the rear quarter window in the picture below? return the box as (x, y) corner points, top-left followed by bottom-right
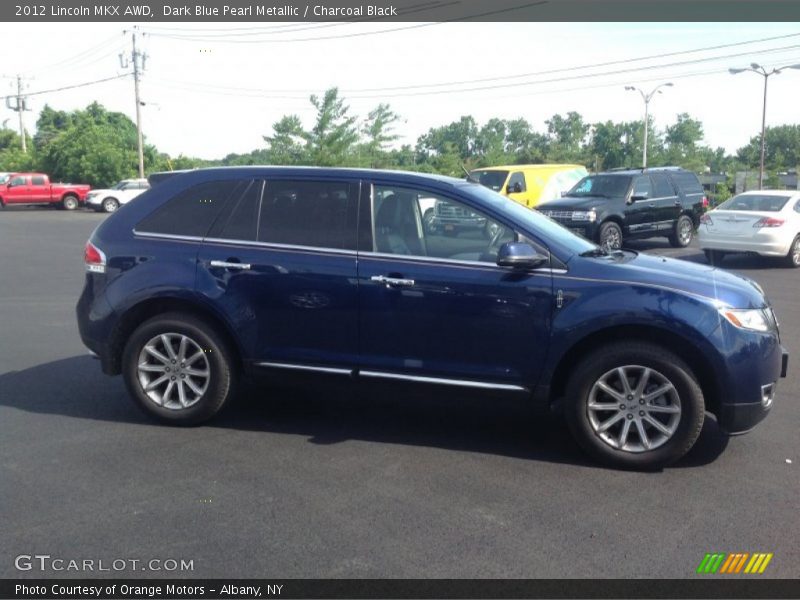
(136, 180), (242, 237)
(669, 172), (703, 194)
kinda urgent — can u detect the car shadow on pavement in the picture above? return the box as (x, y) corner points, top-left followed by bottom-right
(0, 355), (728, 470)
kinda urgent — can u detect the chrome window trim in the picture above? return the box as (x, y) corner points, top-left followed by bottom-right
(132, 231), (564, 273)
(359, 370), (528, 392)
(256, 362), (353, 376)
(132, 230), (205, 243)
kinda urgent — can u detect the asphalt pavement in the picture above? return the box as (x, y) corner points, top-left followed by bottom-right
(1, 206), (798, 579)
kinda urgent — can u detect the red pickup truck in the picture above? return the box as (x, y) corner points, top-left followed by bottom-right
(0, 172), (91, 210)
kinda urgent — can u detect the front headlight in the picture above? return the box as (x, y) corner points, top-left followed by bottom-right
(719, 308), (773, 332)
(572, 210), (597, 222)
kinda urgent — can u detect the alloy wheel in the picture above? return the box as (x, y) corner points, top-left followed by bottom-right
(793, 238), (800, 266)
(136, 333), (211, 410)
(679, 219), (693, 245)
(586, 365), (681, 453)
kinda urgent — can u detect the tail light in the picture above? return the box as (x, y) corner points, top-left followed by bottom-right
(699, 214), (713, 225)
(753, 217), (785, 228)
(84, 240), (106, 273)
(702, 195), (709, 208)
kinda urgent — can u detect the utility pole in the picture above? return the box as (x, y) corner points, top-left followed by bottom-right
(121, 28), (146, 178)
(5, 75), (30, 152)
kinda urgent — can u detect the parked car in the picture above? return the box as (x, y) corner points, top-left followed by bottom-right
(0, 172), (91, 210)
(469, 164), (588, 208)
(85, 178), (150, 213)
(699, 190), (800, 267)
(76, 167), (787, 469)
(537, 167), (708, 249)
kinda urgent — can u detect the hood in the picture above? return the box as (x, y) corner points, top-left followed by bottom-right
(87, 188), (112, 195)
(540, 195), (611, 210)
(578, 251), (767, 309)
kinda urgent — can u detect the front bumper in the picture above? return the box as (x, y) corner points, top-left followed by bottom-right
(717, 346), (788, 434)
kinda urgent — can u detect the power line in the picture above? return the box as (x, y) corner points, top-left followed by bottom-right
(24, 73), (131, 97)
(26, 34), (124, 76)
(145, 41), (800, 100)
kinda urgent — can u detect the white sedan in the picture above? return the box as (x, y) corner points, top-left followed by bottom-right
(85, 178), (150, 213)
(698, 190), (800, 268)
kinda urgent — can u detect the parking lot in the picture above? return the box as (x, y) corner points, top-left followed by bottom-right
(1, 206), (798, 579)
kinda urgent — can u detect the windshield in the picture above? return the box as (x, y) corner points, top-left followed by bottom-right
(717, 194), (790, 212)
(112, 181), (130, 190)
(470, 170), (509, 192)
(461, 183), (598, 256)
(568, 174), (630, 198)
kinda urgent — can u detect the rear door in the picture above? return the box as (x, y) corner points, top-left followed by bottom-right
(356, 181), (553, 388)
(29, 175), (50, 203)
(196, 177), (360, 369)
(650, 173), (681, 231)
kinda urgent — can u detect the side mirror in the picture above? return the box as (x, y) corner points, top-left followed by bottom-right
(496, 242), (548, 269)
(560, 191), (568, 197)
(506, 182), (523, 194)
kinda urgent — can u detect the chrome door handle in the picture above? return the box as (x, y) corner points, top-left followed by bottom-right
(370, 275), (415, 287)
(210, 260), (251, 270)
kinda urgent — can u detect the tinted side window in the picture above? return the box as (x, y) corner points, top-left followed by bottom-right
(650, 174), (675, 197)
(137, 180), (241, 237)
(632, 176), (653, 199)
(31, 176), (46, 185)
(670, 172), (703, 194)
(508, 172), (526, 192)
(259, 180), (355, 250)
(209, 180), (263, 242)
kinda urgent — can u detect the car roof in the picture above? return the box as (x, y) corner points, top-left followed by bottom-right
(735, 190), (800, 197)
(155, 166), (469, 188)
(472, 164), (585, 171)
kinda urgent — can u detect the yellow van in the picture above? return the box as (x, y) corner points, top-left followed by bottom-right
(469, 164), (589, 208)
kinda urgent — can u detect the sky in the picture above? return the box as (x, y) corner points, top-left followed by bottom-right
(1, 21), (800, 160)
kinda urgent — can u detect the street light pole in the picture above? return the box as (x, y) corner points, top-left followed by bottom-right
(625, 82), (673, 168)
(729, 63), (800, 190)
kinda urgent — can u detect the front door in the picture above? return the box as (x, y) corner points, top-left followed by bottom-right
(357, 182), (553, 388)
(624, 175), (660, 236)
(5, 175), (29, 204)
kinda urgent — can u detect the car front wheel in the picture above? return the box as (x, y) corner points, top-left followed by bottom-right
(598, 221), (623, 250)
(564, 342), (704, 470)
(122, 313), (237, 425)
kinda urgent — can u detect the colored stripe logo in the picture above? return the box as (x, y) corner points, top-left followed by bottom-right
(696, 552), (773, 574)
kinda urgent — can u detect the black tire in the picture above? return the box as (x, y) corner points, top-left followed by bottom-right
(703, 249), (726, 265)
(598, 221), (623, 250)
(61, 195), (79, 211)
(669, 214), (694, 248)
(102, 197), (120, 213)
(563, 342), (705, 470)
(122, 312), (237, 425)
(784, 235), (800, 268)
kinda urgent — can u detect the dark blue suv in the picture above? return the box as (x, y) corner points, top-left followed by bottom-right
(77, 167), (788, 469)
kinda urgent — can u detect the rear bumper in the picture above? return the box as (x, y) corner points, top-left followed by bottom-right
(698, 230), (792, 257)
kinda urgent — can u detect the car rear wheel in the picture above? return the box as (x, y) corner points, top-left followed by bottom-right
(598, 221), (622, 250)
(102, 197), (120, 213)
(704, 249), (726, 265)
(61, 195), (79, 211)
(785, 235), (800, 268)
(669, 215), (694, 248)
(122, 313), (237, 425)
(564, 342), (704, 470)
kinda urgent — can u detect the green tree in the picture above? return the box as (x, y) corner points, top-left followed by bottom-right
(663, 113), (705, 170)
(545, 112), (589, 162)
(263, 115), (307, 165)
(305, 88), (359, 166)
(360, 103), (401, 168)
(736, 124), (800, 171)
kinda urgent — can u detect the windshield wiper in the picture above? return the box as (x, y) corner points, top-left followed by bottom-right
(579, 247), (609, 257)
